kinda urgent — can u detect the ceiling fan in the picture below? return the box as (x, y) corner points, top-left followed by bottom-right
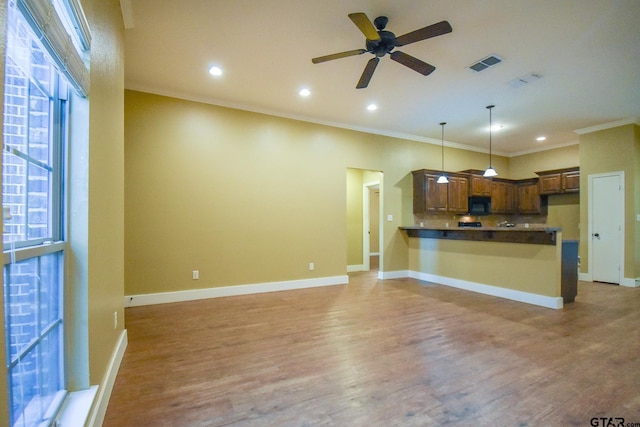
(312, 13), (452, 89)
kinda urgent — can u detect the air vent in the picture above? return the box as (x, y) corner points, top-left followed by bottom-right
(469, 55), (502, 72)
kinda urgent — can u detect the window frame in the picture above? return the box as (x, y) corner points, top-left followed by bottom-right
(3, 1), (70, 424)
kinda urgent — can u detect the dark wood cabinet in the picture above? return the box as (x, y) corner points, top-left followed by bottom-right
(491, 180), (516, 214)
(539, 173), (562, 195)
(562, 169), (580, 192)
(412, 170), (467, 214)
(537, 167), (580, 195)
(448, 175), (469, 213)
(413, 167), (574, 216)
(413, 170), (447, 213)
(426, 174), (448, 212)
(469, 174), (492, 196)
(516, 179), (543, 214)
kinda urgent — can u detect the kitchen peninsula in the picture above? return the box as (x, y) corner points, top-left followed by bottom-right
(399, 224), (578, 309)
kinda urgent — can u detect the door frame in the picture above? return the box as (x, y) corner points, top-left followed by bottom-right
(588, 171), (624, 284)
(363, 180), (381, 271)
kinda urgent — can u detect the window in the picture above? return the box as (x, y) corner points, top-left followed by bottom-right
(3, 0), (72, 425)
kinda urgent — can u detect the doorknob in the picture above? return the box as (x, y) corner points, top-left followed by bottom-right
(593, 233), (600, 238)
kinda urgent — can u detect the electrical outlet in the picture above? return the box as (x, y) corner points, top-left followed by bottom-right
(192, 270), (199, 280)
(113, 311), (118, 329)
(309, 262), (314, 271)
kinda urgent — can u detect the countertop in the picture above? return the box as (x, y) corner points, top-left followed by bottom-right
(400, 225), (561, 232)
(399, 225), (562, 245)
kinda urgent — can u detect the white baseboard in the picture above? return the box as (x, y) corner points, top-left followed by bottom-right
(578, 271), (639, 288)
(620, 277), (640, 288)
(125, 275), (349, 307)
(380, 270), (563, 309)
(378, 270), (411, 280)
(578, 272), (592, 282)
(347, 264), (365, 272)
(87, 329), (128, 427)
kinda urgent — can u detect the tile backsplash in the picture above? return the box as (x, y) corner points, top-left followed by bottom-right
(413, 213), (548, 228)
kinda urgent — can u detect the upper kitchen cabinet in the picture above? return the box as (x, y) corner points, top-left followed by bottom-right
(464, 170), (493, 196)
(448, 175), (470, 214)
(491, 179), (516, 214)
(536, 167), (580, 195)
(412, 170), (468, 214)
(412, 170), (448, 213)
(516, 178), (546, 215)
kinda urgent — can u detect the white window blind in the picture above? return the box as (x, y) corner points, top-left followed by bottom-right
(17, 0), (91, 96)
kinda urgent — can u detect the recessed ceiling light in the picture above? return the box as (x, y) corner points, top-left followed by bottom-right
(299, 88), (311, 97)
(208, 65), (223, 76)
(367, 103), (378, 111)
(536, 136), (547, 142)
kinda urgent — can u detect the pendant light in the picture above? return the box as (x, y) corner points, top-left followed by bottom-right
(436, 122), (449, 183)
(483, 105), (498, 177)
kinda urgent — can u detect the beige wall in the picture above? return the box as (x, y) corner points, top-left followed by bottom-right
(509, 144), (580, 179)
(408, 237), (561, 297)
(125, 90), (517, 295)
(579, 124), (639, 280)
(83, 0), (126, 389)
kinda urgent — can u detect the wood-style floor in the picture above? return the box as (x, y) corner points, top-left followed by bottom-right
(103, 267), (640, 426)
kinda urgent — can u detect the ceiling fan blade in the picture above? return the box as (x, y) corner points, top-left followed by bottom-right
(394, 20), (452, 46)
(356, 57), (379, 89)
(312, 49), (367, 64)
(348, 12), (380, 41)
(390, 51), (435, 76)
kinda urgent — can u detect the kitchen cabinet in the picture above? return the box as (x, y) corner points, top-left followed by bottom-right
(469, 173), (492, 196)
(412, 170), (467, 214)
(539, 173), (562, 194)
(491, 179), (516, 214)
(448, 175), (469, 213)
(562, 169), (580, 192)
(536, 167), (580, 195)
(413, 170), (447, 213)
(516, 179), (544, 214)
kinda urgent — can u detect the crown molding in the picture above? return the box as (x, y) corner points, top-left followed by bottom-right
(574, 118), (640, 135)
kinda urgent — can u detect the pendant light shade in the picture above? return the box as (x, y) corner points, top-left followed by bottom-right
(437, 122), (449, 183)
(483, 105), (498, 177)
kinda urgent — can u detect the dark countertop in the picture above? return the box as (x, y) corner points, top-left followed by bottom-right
(399, 226), (562, 245)
(400, 225), (561, 232)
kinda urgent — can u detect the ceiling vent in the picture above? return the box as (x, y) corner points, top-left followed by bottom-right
(469, 54), (502, 72)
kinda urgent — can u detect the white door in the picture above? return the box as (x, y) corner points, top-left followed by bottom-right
(590, 173), (623, 284)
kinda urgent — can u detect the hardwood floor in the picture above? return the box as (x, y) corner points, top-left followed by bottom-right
(103, 272), (640, 426)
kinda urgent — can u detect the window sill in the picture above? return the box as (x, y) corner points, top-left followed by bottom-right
(54, 385), (98, 427)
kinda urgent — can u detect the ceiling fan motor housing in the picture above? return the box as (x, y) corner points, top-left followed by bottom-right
(366, 30), (397, 57)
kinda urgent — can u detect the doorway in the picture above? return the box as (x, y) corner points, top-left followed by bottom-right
(589, 171), (624, 284)
(363, 182), (380, 271)
(346, 168), (382, 273)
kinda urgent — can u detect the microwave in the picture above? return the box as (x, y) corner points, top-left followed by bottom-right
(468, 196), (491, 215)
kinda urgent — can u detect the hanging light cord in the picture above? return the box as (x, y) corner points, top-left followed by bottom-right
(440, 122), (446, 172)
(487, 105), (494, 167)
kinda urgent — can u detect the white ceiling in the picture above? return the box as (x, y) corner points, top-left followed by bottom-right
(122, 0), (640, 156)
